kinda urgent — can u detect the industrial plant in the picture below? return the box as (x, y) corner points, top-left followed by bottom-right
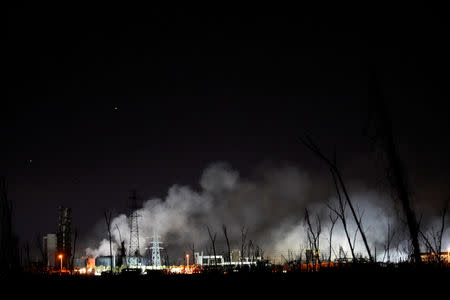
(42, 201), (267, 276)
(36, 200), (450, 279)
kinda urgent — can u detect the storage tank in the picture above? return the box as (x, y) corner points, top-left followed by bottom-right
(95, 255), (115, 268)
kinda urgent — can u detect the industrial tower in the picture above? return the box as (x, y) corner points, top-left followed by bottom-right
(56, 206), (72, 269)
(128, 191), (140, 258)
(150, 231), (163, 268)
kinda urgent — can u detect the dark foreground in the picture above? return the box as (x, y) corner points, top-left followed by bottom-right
(2, 267), (449, 298)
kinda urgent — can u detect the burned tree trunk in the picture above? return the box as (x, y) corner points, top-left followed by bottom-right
(366, 71), (422, 264)
(300, 137), (373, 262)
(327, 172), (357, 261)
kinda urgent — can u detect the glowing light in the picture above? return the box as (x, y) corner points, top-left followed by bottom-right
(170, 266), (183, 274)
(58, 254), (63, 272)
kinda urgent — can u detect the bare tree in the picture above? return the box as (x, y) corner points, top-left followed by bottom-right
(240, 225), (248, 266)
(351, 206), (366, 261)
(328, 212), (338, 265)
(222, 224), (231, 265)
(365, 70), (422, 263)
(382, 218), (396, 263)
(304, 208), (322, 269)
(300, 136), (373, 262)
(104, 211), (113, 273)
(419, 202), (448, 264)
(206, 226), (218, 269)
(327, 172), (357, 261)
(248, 240), (254, 263)
(115, 224), (126, 268)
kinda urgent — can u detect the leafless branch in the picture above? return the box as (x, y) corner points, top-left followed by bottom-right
(300, 136), (373, 262)
(206, 226), (217, 268)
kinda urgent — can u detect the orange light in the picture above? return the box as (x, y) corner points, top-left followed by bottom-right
(59, 254), (63, 272)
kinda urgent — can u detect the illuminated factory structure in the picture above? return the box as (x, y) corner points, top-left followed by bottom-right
(420, 251), (450, 263)
(194, 250), (262, 267)
(56, 206), (72, 269)
(38, 205), (450, 276)
(42, 204), (262, 275)
(43, 206), (72, 269)
(71, 249), (262, 275)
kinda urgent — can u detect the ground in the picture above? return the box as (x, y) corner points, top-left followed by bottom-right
(4, 268), (448, 298)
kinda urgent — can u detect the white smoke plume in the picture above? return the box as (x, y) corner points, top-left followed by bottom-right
(85, 161), (449, 263)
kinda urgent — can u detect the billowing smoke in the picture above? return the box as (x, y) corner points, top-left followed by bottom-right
(86, 162), (449, 263)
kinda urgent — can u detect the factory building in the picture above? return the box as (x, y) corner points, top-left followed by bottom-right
(43, 233), (57, 267)
(82, 255), (154, 275)
(41, 207), (72, 270)
(77, 255), (152, 270)
(95, 255), (116, 269)
(195, 250), (261, 267)
(72, 257), (95, 274)
(195, 252), (224, 266)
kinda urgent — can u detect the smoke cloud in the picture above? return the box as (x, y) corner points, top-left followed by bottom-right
(86, 162), (449, 263)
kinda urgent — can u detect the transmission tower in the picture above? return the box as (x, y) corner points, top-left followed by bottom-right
(128, 190), (141, 260)
(150, 230), (163, 268)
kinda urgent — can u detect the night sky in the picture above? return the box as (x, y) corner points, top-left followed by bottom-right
(5, 5), (450, 254)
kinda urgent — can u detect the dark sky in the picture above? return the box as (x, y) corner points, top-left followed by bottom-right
(5, 5), (450, 252)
